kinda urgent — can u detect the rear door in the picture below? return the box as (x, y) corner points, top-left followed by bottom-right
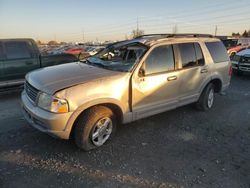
(174, 42), (210, 105)
(2, 40), (40, 81)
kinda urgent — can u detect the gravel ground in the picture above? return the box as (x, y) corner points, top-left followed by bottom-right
(0, 75), (250, 188)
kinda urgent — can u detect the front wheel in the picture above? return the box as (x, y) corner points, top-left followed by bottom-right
(196, 83), (215, 111)
(74, 106), (116, 151)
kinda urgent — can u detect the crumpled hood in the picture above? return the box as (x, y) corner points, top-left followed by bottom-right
(26, 62), (122, 94)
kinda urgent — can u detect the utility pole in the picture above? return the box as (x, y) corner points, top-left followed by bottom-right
(136, 17), (139, 36)
(215, 25), (218, 36)
(173, 24), (178, 34)
(82, 29), (85, 43)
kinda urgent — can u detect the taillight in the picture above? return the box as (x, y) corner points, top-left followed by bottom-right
(229, 65), (232, 76)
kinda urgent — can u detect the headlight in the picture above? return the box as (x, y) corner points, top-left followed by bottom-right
(38, 92), (69, 113)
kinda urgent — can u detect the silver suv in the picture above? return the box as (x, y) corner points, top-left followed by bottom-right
(21, 34), (231, 151)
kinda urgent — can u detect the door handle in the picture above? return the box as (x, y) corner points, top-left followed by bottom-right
(201, 69), (208, 73)
(167, 76), (177, 81)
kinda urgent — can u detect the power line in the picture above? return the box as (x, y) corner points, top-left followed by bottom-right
(44, 1), (250, 41)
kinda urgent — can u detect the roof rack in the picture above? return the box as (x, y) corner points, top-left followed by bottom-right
(135, 33), (214, 39)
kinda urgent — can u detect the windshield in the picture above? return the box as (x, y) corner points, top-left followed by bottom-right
(85, 43), (147, 72)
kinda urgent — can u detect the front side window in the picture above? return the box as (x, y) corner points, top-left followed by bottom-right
(144, 45), (175, 75)
(5, 42), (32, 60)
(205, 41), (229, 63)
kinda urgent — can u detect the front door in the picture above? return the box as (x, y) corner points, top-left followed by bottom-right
(3, 41), (40, 81)
(132, 44), (181, 120)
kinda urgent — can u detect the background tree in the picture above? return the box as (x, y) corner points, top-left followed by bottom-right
(36, 40), (42, 45)
(231, 30), (250, 37)
(242, 30), (248, 37)
(248, 30), (250, 37)
(232, 32), (240, 37)
(131, 29), (145, 38)
(47, 40), (58, 45)
(60, 41), (67, 45)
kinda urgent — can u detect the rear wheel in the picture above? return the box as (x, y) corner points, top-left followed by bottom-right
(196, 83), (215, 111)
(74, 106), (116, 151)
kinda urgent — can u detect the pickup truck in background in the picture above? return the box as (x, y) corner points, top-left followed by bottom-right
(0, 38), (78, 88)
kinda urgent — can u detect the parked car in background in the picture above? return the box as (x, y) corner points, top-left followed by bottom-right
(231, 46), (250, 76)
(221, 38), (238, 49)
(87, 46), (105, 56)
(64, 47), (85, 55)
(0, 38), (78, 88)
(21, 34), (231, 151)
(228, 45), (247, 57)
(227, 38), (250, 57)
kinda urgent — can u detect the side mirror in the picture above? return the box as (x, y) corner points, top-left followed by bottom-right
(138, 68), (145, 77)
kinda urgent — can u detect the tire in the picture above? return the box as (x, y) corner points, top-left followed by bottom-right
(196, 83), (215, 111)
(74, 106), (116, 151)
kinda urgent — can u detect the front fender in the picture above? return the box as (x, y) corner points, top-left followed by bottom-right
(63, 97), (127, 133)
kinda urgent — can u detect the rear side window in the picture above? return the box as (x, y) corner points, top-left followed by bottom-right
(5, 42), (32, 60)
(178, 43), (197, 68)
(144, 45), (175, 75)
(205, 41), (229, 63)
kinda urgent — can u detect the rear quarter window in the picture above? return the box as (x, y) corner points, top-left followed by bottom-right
(5, 41), (32, 60)
(205, 41), (229, 63)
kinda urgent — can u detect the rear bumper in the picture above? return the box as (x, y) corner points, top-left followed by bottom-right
(21, 91), (73, 139)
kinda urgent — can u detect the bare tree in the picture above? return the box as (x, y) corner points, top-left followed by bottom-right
(242, 30), (248, 37)
(36, 40), (42, 45)
(47, 41), (58, 45)
(232, 32), (240, 37)
(131, 29), (145, 38)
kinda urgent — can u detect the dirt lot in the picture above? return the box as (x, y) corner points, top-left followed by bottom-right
(0, 76), (250, 188)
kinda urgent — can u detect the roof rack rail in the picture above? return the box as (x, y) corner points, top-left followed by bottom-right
(135, 33), (214, 39)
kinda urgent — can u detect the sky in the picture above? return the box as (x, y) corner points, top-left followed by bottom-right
(0, 0), (250, 42)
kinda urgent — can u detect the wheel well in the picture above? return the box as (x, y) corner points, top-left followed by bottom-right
(69, 103), (123, 139)
(210, 79), (222, 93)
(102, 103), (123, 124)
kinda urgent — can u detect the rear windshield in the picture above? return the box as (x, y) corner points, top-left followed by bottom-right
(205, 41), (229, 63)
(5, 41), (32, 60)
